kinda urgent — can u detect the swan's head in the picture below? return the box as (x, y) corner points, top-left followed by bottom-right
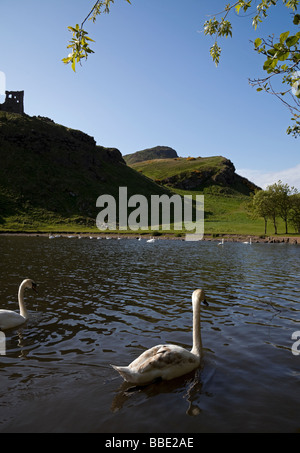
(192, 289), (208, 307)
(23, 279), (37, 292)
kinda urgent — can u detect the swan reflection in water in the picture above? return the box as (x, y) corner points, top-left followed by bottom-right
(111, 365), (213, 416)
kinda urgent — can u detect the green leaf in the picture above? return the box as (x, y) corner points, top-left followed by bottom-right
(286, 35), (299, 47)
(293, 14), (300, 25)
(280, 31), (290, 43)
(256, 87), (263, 91)
(235, 3), (242, 14)
(254, 38), (262, 48)
(277, 51), (290, 61)
(263, 58), (278, 72)
(210, 42), (221, 67)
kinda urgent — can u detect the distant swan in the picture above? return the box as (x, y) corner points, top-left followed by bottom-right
(146, 237), (155, 243)
(0, 279), (37, 330)
(111, 289), (208, 385)
(218, 238), (224, 245)
(243, 237), (252, 244)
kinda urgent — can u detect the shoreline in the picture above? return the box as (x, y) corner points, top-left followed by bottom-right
(0, 231), (299, 243)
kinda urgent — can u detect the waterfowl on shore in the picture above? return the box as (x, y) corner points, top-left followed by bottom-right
(0, 279), (37, 330)
(111, 289), (208, 385)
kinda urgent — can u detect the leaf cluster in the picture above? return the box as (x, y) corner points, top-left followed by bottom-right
(204, 0), (300, 136)
(62, 24), (95, 72)
(63, 0), (131, 72)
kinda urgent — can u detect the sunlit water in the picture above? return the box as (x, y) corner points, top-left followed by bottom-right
(0, 236), (299, 433)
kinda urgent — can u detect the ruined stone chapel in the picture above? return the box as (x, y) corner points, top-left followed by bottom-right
(0, 90), (24, 114)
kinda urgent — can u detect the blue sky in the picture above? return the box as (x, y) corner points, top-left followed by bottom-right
(0, 0), (299, 189)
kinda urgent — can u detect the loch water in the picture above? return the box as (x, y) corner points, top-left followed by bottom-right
(0, 235), (299, 433)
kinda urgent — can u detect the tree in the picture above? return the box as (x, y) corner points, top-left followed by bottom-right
(265, 185), (280, 234)
(252, 189), (270, 234)
(252, 181), (299, 234)
(289, 192), (300, 232)
(252, 186), (279, 234)
(203, 0), (300, 137)
(266, 180), (296, 233)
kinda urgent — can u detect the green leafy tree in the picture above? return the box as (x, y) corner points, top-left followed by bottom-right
(252, 189), (270, 234)
(252, 181), (298, 234)
(203, 1), (300, 137)
(264, 184), (280, 234)
(267, 180), (297, 233)
(289, 192), (300, 232)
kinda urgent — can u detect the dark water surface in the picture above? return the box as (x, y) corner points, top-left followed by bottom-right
(0, 236), (299, 433)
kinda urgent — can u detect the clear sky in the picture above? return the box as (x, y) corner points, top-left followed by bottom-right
(0, 0), (299, 189)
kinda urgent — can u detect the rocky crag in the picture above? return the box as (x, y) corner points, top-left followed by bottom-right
(123, 146), (178, 165)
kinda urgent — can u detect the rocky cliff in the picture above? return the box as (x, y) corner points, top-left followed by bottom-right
(161, 158), (259, 194)
(123, 146), (178, 165)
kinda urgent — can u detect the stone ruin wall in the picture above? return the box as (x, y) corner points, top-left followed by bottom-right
(0, 90), (24, 114)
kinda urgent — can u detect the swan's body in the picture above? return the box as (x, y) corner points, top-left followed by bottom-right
(0, 279), (37, 330)
(147, 238), (155, 243)
(112, 289), (207, 385)
(243, 237), (252, 244)
(218, 238), (224, 245)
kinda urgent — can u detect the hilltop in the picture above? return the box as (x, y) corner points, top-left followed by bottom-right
(129, 155), (260, 196)
(0, 112), (169, 231)
(123, 146), (178, 165)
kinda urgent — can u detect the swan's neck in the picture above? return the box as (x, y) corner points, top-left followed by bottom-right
(18, 282), (28, 319)
(191, 301), (202, 357)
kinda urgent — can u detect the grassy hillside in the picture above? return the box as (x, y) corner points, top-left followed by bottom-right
(131, 155), (224, 179)
(131, 155), (260, 196)
(128, 156), (294, 235)
(0, 112), (170, 232)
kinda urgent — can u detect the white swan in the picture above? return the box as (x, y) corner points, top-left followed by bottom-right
(243, 237), (252, 244)
(111, 289), (208, 385)
(218, 238), (224, 245)
(146, 237), (155, 243)
(0, 279), (37, 330)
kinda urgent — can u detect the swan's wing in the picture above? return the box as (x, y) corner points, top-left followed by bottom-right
(0, 310), (25, 330)
(112, 344), (199, 384)
(130, 344), (197, 373)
